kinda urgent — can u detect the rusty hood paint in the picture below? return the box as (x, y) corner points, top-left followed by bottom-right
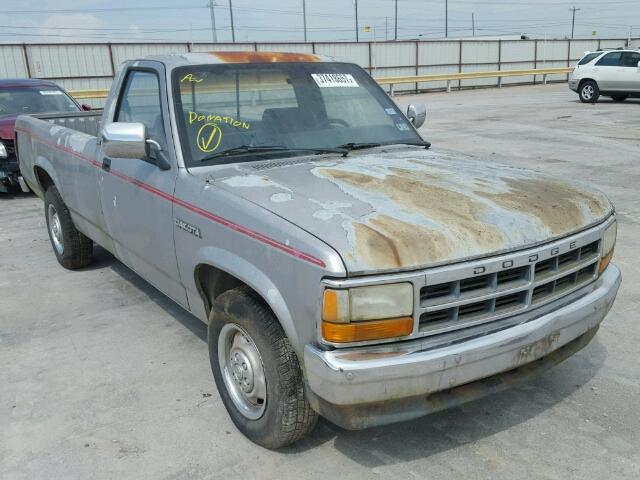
(202, 147), (613, 275)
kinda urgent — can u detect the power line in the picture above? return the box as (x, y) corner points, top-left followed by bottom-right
(355, 0), (359, 42)
(302, 0), (307, 42)
(229, 0), (236, 43)
(569, 6), (581, 39)
(394, 0), (398, 40)
(445, 0), (449, 38)
(208, 0), (217, 43)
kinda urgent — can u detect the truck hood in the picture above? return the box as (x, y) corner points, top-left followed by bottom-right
(0, 116), (17, 141)
(202, 147), (613, 275)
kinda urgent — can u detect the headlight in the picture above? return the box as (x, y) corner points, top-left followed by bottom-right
(322, 283), (414, 343)
(0, 142), (7, 159)
(599, 220), (617, 274)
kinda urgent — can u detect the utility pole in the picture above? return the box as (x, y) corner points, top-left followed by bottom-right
(569, 6), (580, 39)
(302, 0), (307, 42)
(355, 0), (359, 42)
(445, 0), (448, 38)
(394, 0), (398, 40)
(229, 0), (236, 43)
(385, 16), (389, 41)
(208, 0), (217, 43)
(472, 12), (475, 37)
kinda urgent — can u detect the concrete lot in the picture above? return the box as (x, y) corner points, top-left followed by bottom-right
(1, 83), (639, 479)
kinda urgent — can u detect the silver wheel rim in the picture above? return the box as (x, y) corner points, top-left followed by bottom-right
(47, 204), (64, 255)
(582, 84), (594, 100)
(218, 323), (267, 420)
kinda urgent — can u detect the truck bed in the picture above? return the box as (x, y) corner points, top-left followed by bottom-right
(34, 111), (102, 137)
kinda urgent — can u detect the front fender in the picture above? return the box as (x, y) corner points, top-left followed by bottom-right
(193, 245), (300, 349)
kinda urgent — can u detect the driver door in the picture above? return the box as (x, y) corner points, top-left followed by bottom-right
(98, 63), (188, 307)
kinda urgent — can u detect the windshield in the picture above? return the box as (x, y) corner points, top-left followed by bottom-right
(0, 86), (79, 117)
(173, 62), (424, 166)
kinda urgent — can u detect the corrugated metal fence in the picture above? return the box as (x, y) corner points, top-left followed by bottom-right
(1, 38), (638, 107)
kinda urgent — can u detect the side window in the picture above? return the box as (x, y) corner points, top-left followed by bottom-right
(620, 52), (640, 67)
(595, 52), (622, 67)
(115, 70), (165, 148)
(578, 52), (601, 66)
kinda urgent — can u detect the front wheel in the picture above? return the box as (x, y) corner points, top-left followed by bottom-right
(208, 287), (318, 449)
(612, 95), (628, 102)
(579, 80), (600, 103)
(44, 186), (93, 269)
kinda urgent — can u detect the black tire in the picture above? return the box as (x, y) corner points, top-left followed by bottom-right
(579, 80), (600, 103)
(44, 185), (93, 269)
(612, 95), (628, 102)
(208, 286), (318, 449)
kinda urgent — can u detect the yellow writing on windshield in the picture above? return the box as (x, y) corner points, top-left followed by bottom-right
(181, 73), (203, 83)
(188, 111), (250, 130)
(196, 123), (223, 153)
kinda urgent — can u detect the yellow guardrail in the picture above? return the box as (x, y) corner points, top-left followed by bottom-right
(377, 67), (574, 94)
(68, 67), (574, 100)
(70, 89), (110, 99)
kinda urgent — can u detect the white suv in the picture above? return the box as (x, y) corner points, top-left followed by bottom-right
(569, 48), (640, 103)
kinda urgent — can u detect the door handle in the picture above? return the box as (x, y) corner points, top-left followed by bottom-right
(102, 157), (111, 172)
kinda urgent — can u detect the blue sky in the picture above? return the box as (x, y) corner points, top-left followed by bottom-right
(1, 0), (638, 43)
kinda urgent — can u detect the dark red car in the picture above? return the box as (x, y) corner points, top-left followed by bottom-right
(0, 78), (89, 192)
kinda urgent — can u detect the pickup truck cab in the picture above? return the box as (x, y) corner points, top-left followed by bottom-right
(17, 52), (621, 449)
(569, 48), (640, 102)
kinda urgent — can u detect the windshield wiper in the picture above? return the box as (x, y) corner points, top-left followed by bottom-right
(199, 145), (287, 161)
(337, 142), (382, 151)
(199, 145), (347, 162)
(398, 140), (431, 148)
(336, 141), (431, 156)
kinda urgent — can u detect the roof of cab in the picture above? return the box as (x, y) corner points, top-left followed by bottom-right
(0, 78), (60, 88)
(139, 51), (336, 68)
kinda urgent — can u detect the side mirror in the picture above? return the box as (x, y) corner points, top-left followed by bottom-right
(101, 122), (149, 160)
(406, 103), (427, 129)
(81, 103), (92, 111)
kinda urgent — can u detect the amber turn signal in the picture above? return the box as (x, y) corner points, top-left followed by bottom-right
(322, 317), (414, 343)
(599, 249), (613, 274)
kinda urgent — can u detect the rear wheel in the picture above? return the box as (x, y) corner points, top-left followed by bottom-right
(208, 287), (318, 449)
(612, 95), (628, 102)
(44, 186), (93, 269)
(579, 80), (599, 103)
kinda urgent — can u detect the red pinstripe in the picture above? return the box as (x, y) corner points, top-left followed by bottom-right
(16, 127), (327, 268)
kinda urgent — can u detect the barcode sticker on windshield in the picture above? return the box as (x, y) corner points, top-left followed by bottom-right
(39, 90), (63, 95)
(311, 73), (359, 88)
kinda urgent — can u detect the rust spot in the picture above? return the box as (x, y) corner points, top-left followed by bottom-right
(321, 167), (504, 269)
(477, 177), (610, 236)
(354, 215), (454, 269)
(513, 332), (561, 366)
(210, 51), (321, 64)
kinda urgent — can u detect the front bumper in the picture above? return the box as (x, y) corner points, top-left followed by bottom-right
(0, 158), (27, 193)
(568, 79), (579, 91)
(304, 265), (621, 429)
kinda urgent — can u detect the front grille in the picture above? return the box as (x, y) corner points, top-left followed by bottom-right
(418, 238), (601, 335)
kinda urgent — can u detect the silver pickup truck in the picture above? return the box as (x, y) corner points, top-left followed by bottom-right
(17, 52), (621, 449)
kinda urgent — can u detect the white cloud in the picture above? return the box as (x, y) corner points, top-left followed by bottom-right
(38, 13), (107, 42)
